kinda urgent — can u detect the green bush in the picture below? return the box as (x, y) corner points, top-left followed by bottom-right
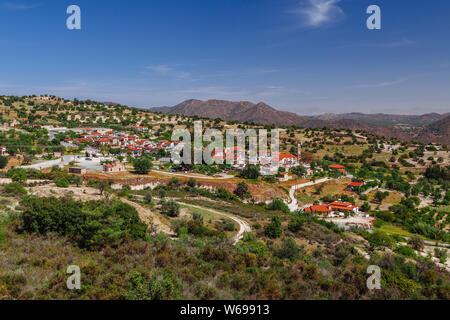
(267, 198), (290, 214)
(55, 178), (69, 188)
(4, 183), (27, 195)
(160, 200), (180, 217)
(396, 245), (416, 257)
(368, 231), (395, 248)
(20, 196), (147, 249)
(288, 216), (305, 232)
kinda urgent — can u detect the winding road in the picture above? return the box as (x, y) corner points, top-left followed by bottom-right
(287, 177), (331, 211)
(178, 201), (251, 245)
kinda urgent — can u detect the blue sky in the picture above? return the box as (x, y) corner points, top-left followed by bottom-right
(0, 0), (449, 114)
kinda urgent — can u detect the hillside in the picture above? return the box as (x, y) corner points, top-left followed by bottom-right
(313, 112), (449, 127)
(151, 99), (448, 144)
(152, 99), (311, 126)
(416, 115), (450, 145)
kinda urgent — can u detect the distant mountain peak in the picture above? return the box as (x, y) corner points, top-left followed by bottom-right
(150, 99), (449, 144)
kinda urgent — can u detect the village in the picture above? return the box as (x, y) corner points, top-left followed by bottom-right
(0, 123), (377, 230)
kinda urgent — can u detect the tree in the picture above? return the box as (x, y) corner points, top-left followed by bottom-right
(239, 164), (260, 180)
(374, 191), (389, 204)
(291, 166), (306, 177)
(264, 216), (282, 239)
(0, 156), (8, 169)
(160, 200), (180, 217)
(361, 202), (371, 212)
(133, 156), (152, 175)
(234, 182), (250, 199)
(98, 180), (111, 195)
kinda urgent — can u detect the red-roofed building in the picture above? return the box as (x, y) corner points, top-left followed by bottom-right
(329, 201), (359, 213)
(346, 180), (365, 191)
(329, 164), (345, 169)
(305, 205), (332, 214)
(277, 153), (298, 168)
(305, 201), (359, 215)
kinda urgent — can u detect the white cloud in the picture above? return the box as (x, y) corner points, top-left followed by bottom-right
(144, 64), (191, 80)
(352, 79), (407, 89)
(291, 0), (344, 28)
(0, 2), (41, 10)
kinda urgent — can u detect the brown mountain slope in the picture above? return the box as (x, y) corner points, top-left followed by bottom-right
(151, 99), (446, 144)
(415, 116), (450, 145)
(152, 99), (311, 126)
(313, 112), (448, 127)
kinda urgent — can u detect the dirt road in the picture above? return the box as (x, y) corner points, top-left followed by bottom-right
(178, 201), (251, 245)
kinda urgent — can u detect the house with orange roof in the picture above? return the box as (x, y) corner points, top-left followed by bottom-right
(329, 201), (359, 213)
(328, 164), (345, 169)
(305, 205), (332, 214)
(304, 201), (359, 215)
(346, 180), (365, 191)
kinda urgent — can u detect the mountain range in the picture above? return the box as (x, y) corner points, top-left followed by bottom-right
(151, 99), (450, 145)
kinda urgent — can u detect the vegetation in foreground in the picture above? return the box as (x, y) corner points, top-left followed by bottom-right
(0, 194), (449, 300)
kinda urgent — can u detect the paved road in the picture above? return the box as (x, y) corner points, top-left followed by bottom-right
(287, 178), (331, 211)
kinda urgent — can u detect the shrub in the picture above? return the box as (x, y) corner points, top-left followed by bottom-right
(408, 235), (424, 251)
(4, 183), (27, 196)
(368, 231), (395, 248)
(288, 216), (305, 232)
(276, 237), (300, 261)
(396, 245), (416, 257)
(20, 196), (147, 249)
(267, 198), (290, 214)
(160, 200), (180, 217)
(55, 178), (69, 188)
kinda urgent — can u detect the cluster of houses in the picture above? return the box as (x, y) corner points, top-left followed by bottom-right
(64, 128), (180, 157)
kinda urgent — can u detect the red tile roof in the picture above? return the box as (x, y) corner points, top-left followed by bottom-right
(305, 205), (332, 213)
(329, 164), (345, 169)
